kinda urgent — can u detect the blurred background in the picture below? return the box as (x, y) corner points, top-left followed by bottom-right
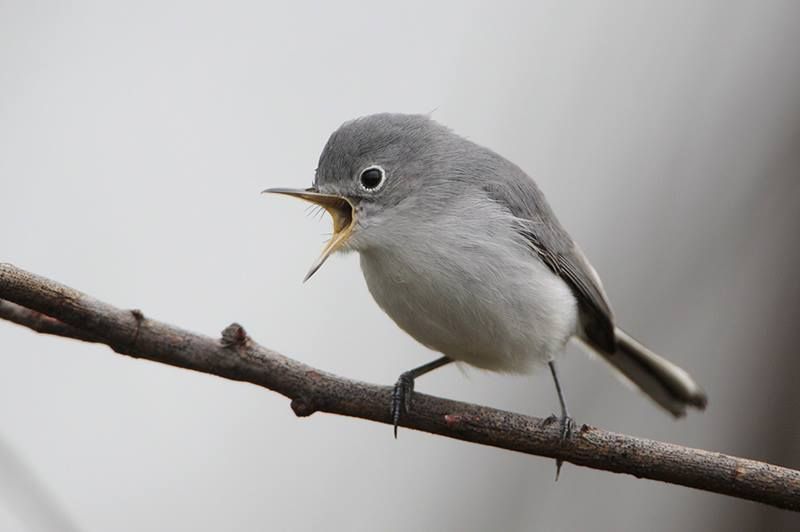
(1, 1), (799, 530)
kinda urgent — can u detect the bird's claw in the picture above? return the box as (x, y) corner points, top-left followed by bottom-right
(391, 372), (415, 438)
(544, 413), (576, 480)
(544, 413), (575, 442)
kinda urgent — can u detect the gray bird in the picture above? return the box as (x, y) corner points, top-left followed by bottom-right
(265, 113), (707, 443)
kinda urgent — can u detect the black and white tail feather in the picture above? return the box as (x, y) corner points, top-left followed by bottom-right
(588, 328), (707, 417)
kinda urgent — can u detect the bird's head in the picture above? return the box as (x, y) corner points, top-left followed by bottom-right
(265, 113), (459, 281)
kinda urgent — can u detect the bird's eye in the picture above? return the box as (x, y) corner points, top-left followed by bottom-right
(359, 165), (385, 191)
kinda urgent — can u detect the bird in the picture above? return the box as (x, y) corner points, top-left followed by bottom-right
(264, 113), (707, 447)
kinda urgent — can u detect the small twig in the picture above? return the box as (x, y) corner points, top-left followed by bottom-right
(0, 262), (798, 511)
(0, 299), (101, 343)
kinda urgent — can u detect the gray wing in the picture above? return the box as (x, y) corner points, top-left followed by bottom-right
(482, 172), (617, 353)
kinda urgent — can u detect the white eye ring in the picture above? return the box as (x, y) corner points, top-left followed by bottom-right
(358, 164), (386, 192)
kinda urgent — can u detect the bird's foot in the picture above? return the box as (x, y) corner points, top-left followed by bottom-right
(391, 372), (415, 438)
(544, 413), (576, 480)
(545, 413), (576, 442)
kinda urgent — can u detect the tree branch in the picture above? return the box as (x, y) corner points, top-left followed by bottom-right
(0, 263), (798, 511)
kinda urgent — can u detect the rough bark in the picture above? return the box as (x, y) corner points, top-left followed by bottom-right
(1, 263), (798, 511)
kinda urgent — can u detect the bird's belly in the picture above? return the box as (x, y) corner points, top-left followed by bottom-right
(359, 245), (578, 374)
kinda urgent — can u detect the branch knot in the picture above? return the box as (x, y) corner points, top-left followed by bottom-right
(221, 322), (249, 348)
(290, 396), (318, 417)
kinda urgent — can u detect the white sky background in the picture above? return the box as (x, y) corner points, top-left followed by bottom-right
(1, 1), (799, 530)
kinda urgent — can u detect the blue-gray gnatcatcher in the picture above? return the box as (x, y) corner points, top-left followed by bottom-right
(265, 113), (707, 439)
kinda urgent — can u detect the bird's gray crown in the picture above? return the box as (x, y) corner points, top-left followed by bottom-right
(313, 113), (455, 197)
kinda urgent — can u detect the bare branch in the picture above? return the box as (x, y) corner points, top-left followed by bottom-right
(0, 262), (798, 511)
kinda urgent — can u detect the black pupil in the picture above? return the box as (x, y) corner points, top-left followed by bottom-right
(360, 168), (383, 189)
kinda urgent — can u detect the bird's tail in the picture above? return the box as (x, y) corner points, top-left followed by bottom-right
(588, 328), (708, 417)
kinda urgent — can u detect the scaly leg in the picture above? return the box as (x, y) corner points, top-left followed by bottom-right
(391, 356), (452, 437)
(548, 360), (575, 480)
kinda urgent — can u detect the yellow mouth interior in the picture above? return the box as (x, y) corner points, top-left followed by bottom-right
(313, 195), (353, 237)
(264, 188), (354, 281)
(304, 195), (354, 281)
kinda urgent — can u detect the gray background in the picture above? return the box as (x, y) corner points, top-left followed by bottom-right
(1, 1), (799, 531)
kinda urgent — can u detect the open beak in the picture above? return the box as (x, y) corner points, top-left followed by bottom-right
(262, 187), (355, 282)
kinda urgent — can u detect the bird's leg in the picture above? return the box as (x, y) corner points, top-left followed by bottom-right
(548, 360), (574, 439)
(392, 356), (452, 438)
(547, 360), (575, 480)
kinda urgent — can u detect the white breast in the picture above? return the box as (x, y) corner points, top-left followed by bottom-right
(357, 196), (578, 374)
